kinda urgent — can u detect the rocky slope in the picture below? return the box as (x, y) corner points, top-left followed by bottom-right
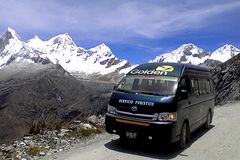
(0, 62), (114, 144)
(211, 53), (240, 104)
(199, 59), (222, 68)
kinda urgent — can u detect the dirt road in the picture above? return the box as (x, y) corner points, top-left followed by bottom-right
(45, 102), (240, 160)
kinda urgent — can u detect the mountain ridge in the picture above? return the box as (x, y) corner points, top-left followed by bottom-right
(150, 43), (240, 65)
(1, 28), (240, 77)
(0, 28), (135, 76)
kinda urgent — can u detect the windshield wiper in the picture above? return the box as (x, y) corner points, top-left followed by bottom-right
(136, 91), (174, 96)
(137, 91), (163, 96)
(116, 89), (135, 94)
(116, 89), (174, 96)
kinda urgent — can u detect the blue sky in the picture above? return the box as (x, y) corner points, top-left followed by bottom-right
(0, 0), (240, 64)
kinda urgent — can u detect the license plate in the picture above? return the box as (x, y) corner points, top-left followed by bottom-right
(126, 131), (137, 139)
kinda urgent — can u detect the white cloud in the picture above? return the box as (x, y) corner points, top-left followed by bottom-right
(137, 43), (163, 52)
(0, 0), (239, 42)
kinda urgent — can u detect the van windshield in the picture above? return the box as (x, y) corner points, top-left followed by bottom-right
(116, 75), (178, 96)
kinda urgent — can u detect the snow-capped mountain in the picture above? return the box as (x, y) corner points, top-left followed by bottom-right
(150, 44), (210, 65)
(1, 28), (239, 76)
(209, 44), (240, 62)
(0, 28), (50, 68)
(0, 28), (134, 75)
(150, 43), (240, 65)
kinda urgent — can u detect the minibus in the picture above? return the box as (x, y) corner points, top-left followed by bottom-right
(105, 62), (214, 148)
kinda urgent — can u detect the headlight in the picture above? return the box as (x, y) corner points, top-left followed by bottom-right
(158, 112), (177, 121)
(107, 104), (116, 115)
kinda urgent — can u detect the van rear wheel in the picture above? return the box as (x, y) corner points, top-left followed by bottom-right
(205, 111), (212, 129)
(178, 122), (189, 149)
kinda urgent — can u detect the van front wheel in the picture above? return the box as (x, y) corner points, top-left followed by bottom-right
(178, 122), (189, 149)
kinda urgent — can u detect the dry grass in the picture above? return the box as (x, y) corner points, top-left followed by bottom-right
(27, 146), (41, 156)
(69, 126), (105, 138)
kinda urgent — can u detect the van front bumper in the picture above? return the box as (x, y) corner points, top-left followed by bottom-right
(105, 113), (179, 143)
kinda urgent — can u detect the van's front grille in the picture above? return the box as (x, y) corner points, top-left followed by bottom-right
(116, 110), (155, 120)
(117, 105), (155, 115)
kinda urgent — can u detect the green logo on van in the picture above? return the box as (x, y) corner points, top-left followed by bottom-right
(155, 65), (174, 72)
(130, 65), (175, 76)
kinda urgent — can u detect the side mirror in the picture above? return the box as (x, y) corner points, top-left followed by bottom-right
(180, 89), (188, 100)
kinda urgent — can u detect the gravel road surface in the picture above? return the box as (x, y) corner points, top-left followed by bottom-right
(45, 102), (240, 160)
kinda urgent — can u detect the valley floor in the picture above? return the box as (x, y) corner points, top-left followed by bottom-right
(44, 102), (240, 160)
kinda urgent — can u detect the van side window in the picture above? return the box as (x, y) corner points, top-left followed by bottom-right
(198, 79), (202, 95)
(199, 79), (204, 95)
(208, 80), (213, 92)
(206, 80), (211, 94)
(199, 79), (210, 95)
(190, 79), (199, 96)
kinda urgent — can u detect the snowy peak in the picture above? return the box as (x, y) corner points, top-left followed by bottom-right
(178, 43), (198, 49)
(150, 43), (209, 65)
(150, 43), (240, 67)
(173, 43), (204, 56)
(0, 28), (25, 62)
(49, 33), (76, 47)
(215, 44), (240, 54)
(27, 33), (77, 52)
(27, 35), (44, 49)
(27, 33), (79, 55)
(31, 35), (42, 41)
(0, 27), (21, 42)
(89, 43), (112, 57)
(6, 27), (21, 40)
(210, 44), (240, 62)
(90, 43), (110, 51)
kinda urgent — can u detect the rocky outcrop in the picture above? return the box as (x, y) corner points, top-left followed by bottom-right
(200, 59), (222, 69)
(211, 53), (240, 105)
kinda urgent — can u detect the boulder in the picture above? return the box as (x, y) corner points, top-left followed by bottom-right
(87, 115), (98, 124)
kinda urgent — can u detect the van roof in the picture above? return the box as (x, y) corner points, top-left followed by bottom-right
(127, 62), (209, 77)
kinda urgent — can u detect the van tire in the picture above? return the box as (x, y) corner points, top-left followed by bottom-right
(205, 111), (212, 129)
(178, 122), (189, 149)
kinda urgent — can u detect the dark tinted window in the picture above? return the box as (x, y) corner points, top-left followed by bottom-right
(190, 79), (199, 96)
(206, 80), (211, 93)
(198, 79), (212, 95)
(199, 79), (205, 95)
